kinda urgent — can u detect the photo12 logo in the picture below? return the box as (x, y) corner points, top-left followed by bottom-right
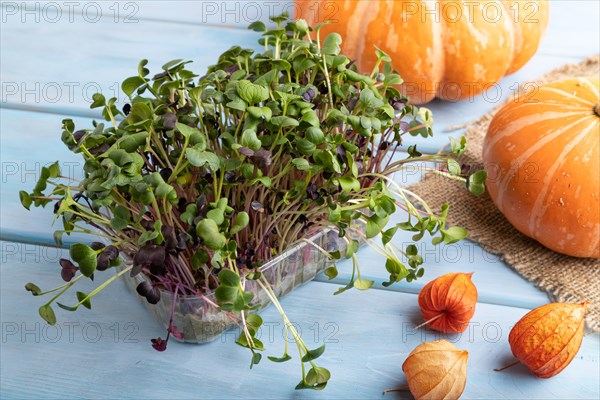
(2, 321), (140, 344)
(1, 81), (124, 106)
(1, 2), (139, 23)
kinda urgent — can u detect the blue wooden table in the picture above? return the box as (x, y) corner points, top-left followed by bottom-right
(1, 1), (599, 398)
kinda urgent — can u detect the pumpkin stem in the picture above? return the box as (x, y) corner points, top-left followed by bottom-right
(383, 386), (409, 394)
(594, 103), (600, 117)
(494, 360), (521, 372)
(414, 313), (444, 330)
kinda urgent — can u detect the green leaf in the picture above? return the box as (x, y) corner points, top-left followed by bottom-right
(250, 176), (271, 188)
(406, 244), (418, 256)
(345, 239), (359, 258)
(248, 21), (267, 32)
(241, 129), (262, 151)
(69, 243), (97, 277)
(322, 33), (342, 55)
(196, 219), (227, 250)
(251, 352), (262, 368)
(237, 80), (269, 105)
(122, 76), (145, 98)
(128, 102), (152, 126)
(268, 353), (292, 363)
(162, 59), (183, 71)
(90, 93), (105, 109)
(114, 205), (130, 220)
(215, 285), (238, 304)
(305, 127), (325, 144)
(218, 269), (241, 287)
(324, 266), (338, 280)
(296, 138), (316, 155)
(305, 366), (331, 387)
(467, 170), (487, 196)
(47, 161), (61, 178)
(185, 148), (220, 171)
(206, 208), (225, 225)
(138, 59), (149, 77)
(25, 282), (42, 296)
(294, 58), (316, 74)
(337, 176), (360, 192)
(365, 214), (389, 239)
(39, 304), (56, 325)
(375, 46), (392, 62)
(175, 122), (199, 139)
(384, 73), (403, 87)
(359, 88), (384, 109)
(385, 258), (400, 274)
(138, 229), (159, 246)
(116, 132), (148, 152)
(230, 211), (249, 235)
(245, 314), (263, 338)
(382, 226), (398, 245)
(272, 59), (291, 74)
(270, 116), (299, 128)
(191, 249), (209, 269)
(110, 217), (128, 230)
(236, 333), (264, 351)
(77, 291), (92, 309)
(443, 226), (468, 244)
(301, 110), (320, 127)
(353, 278), (374, 290)
(344, 69), (375, 85)
(301, 344), (326, 362)
(57, 302), (79, 311)
(447, 159), (461, 175)
(291, 158), (310, 171)
(450, 136), (467, 156)
(19, 191), (32, 210)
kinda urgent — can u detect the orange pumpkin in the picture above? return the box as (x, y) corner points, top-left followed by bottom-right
(296, 0), (549, 104)
(483, 78), (600, 258)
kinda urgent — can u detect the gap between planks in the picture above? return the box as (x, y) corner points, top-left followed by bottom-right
(0, 238), (542, 312)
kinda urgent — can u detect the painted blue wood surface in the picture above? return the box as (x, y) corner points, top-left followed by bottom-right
(1, 244), (598, 399)
(2, 1), (597, 153)
(1, 0), (599, 399)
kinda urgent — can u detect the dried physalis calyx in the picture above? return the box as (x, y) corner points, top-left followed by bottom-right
(505, 302), (587, 378)
(402, 340), (468, 400)
(417, 272), (478, 333)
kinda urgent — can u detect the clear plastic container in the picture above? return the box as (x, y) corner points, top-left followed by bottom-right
(120, 228), (355, 343)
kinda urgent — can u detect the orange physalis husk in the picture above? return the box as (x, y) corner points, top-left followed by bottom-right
(508, 302), (588, 378)
(402, 340), (468, 400)
(417, 272), (478, 333)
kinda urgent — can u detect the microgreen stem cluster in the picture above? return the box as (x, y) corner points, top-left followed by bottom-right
(21, 13), (486, 390)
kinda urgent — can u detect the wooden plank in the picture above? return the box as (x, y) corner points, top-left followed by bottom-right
(313, 206), (551, 310)
(0, 109), (90, 245)
(2, 2), (598, 153)
(4, 0), (597, 58)
(537, 0), (600, 58)
(1, 242), (598, 399)
(0, 5), (260, 117)
(0, 0), (293, 28)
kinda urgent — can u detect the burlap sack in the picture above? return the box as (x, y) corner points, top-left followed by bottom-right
(410, 55), (600, 331)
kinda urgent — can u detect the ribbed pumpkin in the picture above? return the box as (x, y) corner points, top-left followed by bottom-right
(483, 78), (600, 258)
(296, 0), (549, 104)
